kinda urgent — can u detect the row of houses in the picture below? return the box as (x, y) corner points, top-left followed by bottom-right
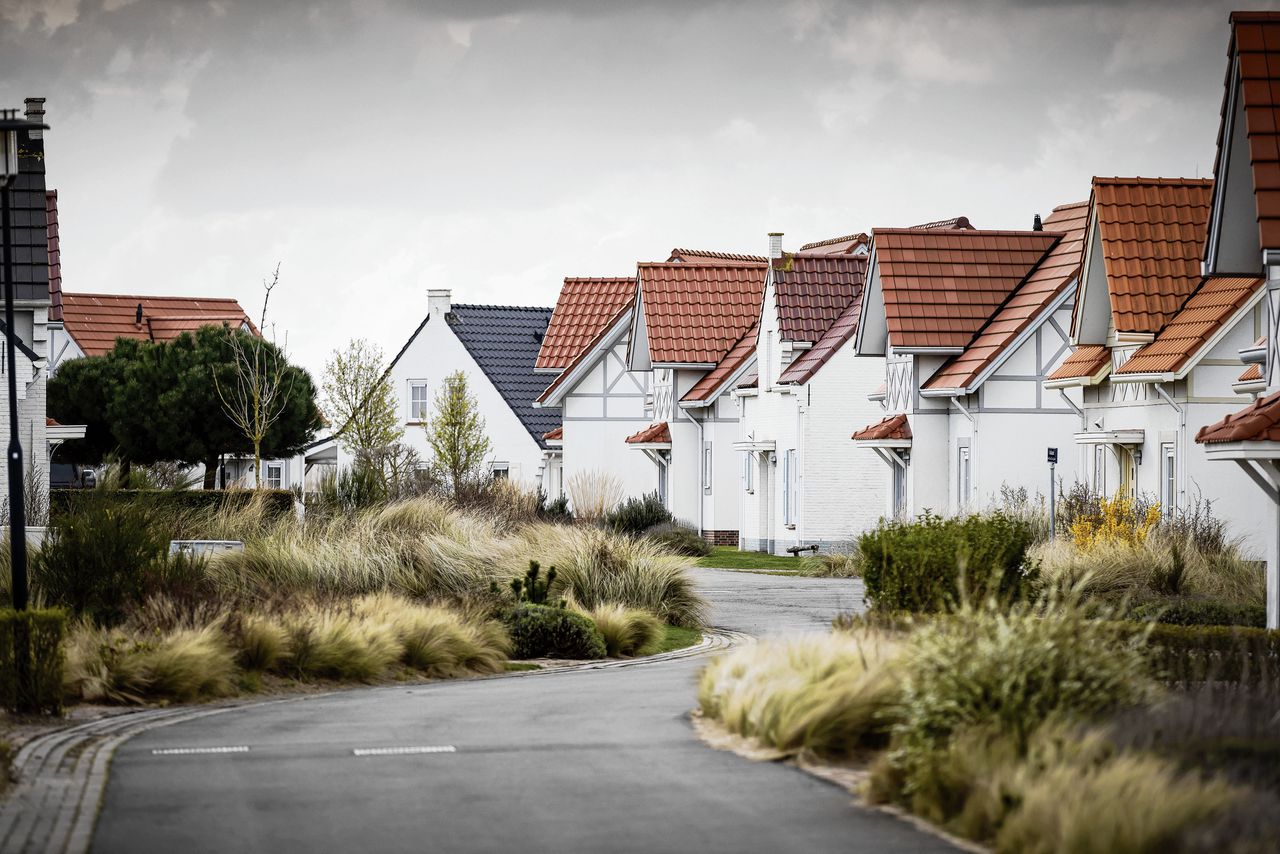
(371, 12), (1280, 628)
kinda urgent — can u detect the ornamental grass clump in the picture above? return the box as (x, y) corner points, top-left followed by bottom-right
(698, 630), (902, 757)
(64, 622), (237, 704)
(576, 603), (664, 657)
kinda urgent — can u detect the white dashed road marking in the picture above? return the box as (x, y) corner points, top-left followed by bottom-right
(151, 746), (251, 756)
(352, 745), (457, 757)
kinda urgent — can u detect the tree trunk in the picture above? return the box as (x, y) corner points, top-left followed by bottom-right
(203, 457), (218, 490)
(253, 441), (262, 489)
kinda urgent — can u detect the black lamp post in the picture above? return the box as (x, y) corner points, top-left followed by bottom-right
(0, 108), (48, 612)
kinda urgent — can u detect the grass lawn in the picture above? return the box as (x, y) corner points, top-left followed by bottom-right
(653, 625), (702, 654)
(696, 546), (805, 571)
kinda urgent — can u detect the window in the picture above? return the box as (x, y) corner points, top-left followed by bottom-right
(1093, 445), (1106, 495)
(409, 381), (430, 421)
(783, 449), (797, 526)
(658, 457), (668, 504)
(265, 463), (284, 490)
(1161, 443), (1176, 516)
(702, 442), (713, 493)
(491, 462), (509, 480)
(957, 445), (971, 508)
(892, 454), (908, 518)
(743, 453), (754, 494)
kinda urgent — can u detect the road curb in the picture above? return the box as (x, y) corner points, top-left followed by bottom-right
(0, 628), (744, 853)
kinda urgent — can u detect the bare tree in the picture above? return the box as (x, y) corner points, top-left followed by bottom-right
(215, 265), (295, 488)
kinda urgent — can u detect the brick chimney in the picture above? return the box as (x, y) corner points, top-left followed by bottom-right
(24, 98), (45, 140)
(428, 289), (452, 318)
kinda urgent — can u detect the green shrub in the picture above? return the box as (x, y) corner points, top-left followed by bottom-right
(33, 495), (170, 624)
(890, 595), (1154, 796)
(509, 560), (558, 605)
(0, 608), (66, 714)
(506, 603), (606, 660)
(604, 492), (672, 537)
(858, 512), (1036, 613)
(49, 488), (295, 523)
(644, 522), (711, 557)
(578, 603), (663, 657)
(1140, 622), (1280, 685)
(1128, 596), (1266, 628)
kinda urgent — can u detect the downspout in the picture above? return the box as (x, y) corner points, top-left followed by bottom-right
(1152, 382), (1185, 511)
(951, 395), (976, 509)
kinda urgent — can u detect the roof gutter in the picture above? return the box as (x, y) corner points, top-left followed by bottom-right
(918, 387), (969, 398)
(1110, 371), (1176, 384)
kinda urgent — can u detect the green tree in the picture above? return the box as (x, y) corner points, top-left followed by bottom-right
(424, 371), (491, 493)
(321, 338), (402, 459)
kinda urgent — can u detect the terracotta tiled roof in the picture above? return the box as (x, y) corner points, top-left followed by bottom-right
(46, 417), (59, 427)
(925, 201), (1089, 392)
(682, 323), (758, 403)
(775, 255), (867, 343)
(1240, 362), (1264, 382)
(537, 277), (635, 371)
(62, 293), (256, 357)
(1197, 390), (1280, 443)
(543, 426), (563, 441)
(852, 413), (911, 442)
(778, 296), (863, 385)
(625, 422), (672, 445)
(637, 263), (766, 365)
(799, 233), (869, 254)
(534, 301), (632, 405)
(914, 216), (974, 231)
(1091, 177), (1213, 335)
(46, 191), (62, 323)
(668, 248), (767, 266)
(1227, 13), (1280, 250)
(873, 228), (1058, 349)
(1115, 276), (1264, 377)
(1045, 344), (1111, 384)
(869, 382), (887, 400)
(737, 369), (758, 389)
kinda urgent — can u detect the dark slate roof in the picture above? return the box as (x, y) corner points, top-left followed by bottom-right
(9, 108), (51, 306)
(447, 305), (561, 448)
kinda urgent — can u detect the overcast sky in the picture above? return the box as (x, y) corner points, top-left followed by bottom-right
(0, 0), (1271, 377)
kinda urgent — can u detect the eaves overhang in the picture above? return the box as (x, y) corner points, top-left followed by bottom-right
(1109, 371), (1176, 385)
(853, 437), (912, 449)
(918, 387), (968, 398)
(891, 346), (964, 356)
(1074, 429), (1145, 446)
(732, 440), (776, 452)
(1203, 441), (1280, 461)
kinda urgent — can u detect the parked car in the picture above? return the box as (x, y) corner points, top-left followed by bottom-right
(50, 463), (96, 489)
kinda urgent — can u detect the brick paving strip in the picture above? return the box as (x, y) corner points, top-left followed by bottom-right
(0, 629), (744, 854)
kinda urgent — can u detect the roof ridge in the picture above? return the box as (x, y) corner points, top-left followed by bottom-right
(640, 260), (767, 268)
(451, 303), (553, 313)
(1092, 176), (1214, 186)
(563, 276), (634, 283)
(1231, 11), (1280, 23)
(798, 232), (868, 250)
(873, 227), (1063, 237)
(670, 248), (768, 261)
(1051, 200), (1091, 211)
(65, 292), (244, 302)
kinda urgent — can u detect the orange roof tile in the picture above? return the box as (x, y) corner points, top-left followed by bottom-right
(1228, 13), (1280, 250)
(852, 413), (911, 442)
(1092, 177), (1213, 335)
(682, 323), (758, 403)
(1045, 345), (1111, 384)
(778, 296), (863, 385)
(799, 233), (870, 254)
(914, 215), (975, 231)
(873, 229), (1058, 349)
(775, 254), (867, 343)
(925, 201), (1088, 392)
(625, 422), (672, 445)
(1240, 362), (1264, 382)
(1115, 276), (1264, 376)
(637, 263), (765, 365)
(542, 426), (563, 441)
(1197, 390), (1280, 443)
(46, 191), (62, 323)
(668, 248), (767, 266)
(536, 277), (635, 371)
(534, 300), (632, 405)
(62, 293), (255, 357)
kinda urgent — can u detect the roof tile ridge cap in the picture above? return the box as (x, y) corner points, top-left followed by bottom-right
(1092, 176), (1214, 186)
(63, 292), (244, 302)
(451, 303), (554, 312)
(1050, 200), (1091, 212)
(874, 227), (1061, 237)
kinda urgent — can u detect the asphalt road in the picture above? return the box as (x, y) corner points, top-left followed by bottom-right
(91, 569), (951, 854)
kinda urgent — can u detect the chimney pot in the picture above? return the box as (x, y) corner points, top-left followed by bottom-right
(428, 289), (452, 318)
(1032, 213), (1043, 232)
(767, 232), (784, 260)
(24, 98), (45, 139)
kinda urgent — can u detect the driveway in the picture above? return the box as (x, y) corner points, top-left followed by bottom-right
(90, 568), (949, 854)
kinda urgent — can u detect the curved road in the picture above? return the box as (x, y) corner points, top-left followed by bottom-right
(91, 569), (951, 853)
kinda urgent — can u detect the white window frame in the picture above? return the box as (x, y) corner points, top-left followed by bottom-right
(1161, 442), (1176, 516)
(1093, 445), (1106, 495)
(265, 462), (284, 490)
(958, 445), (971, 508)
(743, 452), (754, 494)
(892, 454), (908, 518)
(491, 461), (510, 480)
(783, 449), (797, 527)
(702, 442), (713, 493)
(408, 380), (430, 422)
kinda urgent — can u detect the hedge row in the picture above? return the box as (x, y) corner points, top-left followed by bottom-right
(1137, 622), (1280, 685)
(49, 489), (296, 521)
(0, 608), (66, 714)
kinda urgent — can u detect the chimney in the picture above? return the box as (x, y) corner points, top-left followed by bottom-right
(135, 303), (143, 325)
(1032, 213), (1043, 232)
(24, 98), (45, 140)
(768, 232), (783, 260)
(428, 289), (452, 318)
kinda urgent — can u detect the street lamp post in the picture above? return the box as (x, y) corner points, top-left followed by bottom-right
(0, 108), (48, 613)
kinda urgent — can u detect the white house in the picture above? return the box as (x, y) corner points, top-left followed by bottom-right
(319, 289), (560, 491)
(1044, 176), (1272, 557)
(623, 260), (767, 542)
(533, 276), (654, 504)
(733, 236), (888, 554)
(853, 213), (1085, 518)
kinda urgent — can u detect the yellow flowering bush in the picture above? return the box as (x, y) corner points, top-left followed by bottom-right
(1070, 493), (1161, 551)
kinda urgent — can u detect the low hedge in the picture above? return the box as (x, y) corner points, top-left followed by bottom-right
(1136, 622), (1280, 685)
(858, 512), (1036, 613)
(506, 604), (606, 660)
(1128, 597), (1266, 629)
(50, 488), (295, 521)
(0, 608), (67, 714)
